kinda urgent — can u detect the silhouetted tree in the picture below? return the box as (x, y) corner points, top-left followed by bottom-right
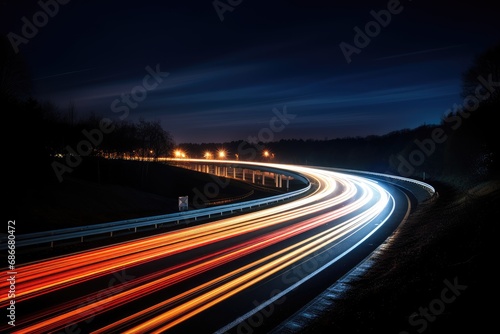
(425, 43), (500, 181)
(0, 35), (31, 101)
(137, 119), (174, 160)
(461, 42), (500, 106)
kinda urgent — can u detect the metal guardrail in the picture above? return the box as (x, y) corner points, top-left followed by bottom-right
(204, 190), (255, 206)
(0, 176), (311, 250)
(321, 167), (436, 203)
(4, 162), (434, 251)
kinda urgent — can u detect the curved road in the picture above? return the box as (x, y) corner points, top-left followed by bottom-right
(0, 161), (431, 334)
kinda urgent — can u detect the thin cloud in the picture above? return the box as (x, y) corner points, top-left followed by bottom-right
(375, 44), (466, 61)
(33, 68), (96, 81)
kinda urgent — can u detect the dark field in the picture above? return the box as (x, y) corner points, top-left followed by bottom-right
(9, 156), (499, 334)
(298, 178), (499, 334)
(12, 158), (297, 234)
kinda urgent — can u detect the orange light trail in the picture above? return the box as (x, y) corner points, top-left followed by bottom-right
(1, 162), (394, 334)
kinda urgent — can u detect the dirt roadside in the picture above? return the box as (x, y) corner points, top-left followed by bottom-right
(299, 178), (499, 334)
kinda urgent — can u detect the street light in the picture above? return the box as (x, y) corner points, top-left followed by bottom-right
(218, 149), (226, 159)
(174, 149), (186, 158)
(263, 150), (274, 159)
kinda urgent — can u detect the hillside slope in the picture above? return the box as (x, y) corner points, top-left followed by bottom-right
(12, 158), (288, 234)
(299, 178), (499, 333)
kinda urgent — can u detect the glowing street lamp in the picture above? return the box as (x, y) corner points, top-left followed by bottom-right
(174, 149), (186, 158)
(263, 150), (275, 159)
(218, 149), (226, 159)
(204, 151), (213, 159)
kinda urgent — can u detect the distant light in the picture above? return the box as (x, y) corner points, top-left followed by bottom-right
(204, 151), (213, 159)
(218, 149), (226, 159)
(174, 149), (186, 158)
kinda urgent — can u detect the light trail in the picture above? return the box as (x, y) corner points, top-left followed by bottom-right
(1, 161), (399, 334)
(0, 165), (345, 304)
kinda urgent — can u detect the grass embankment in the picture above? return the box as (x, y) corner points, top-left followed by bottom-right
(301, 177), (499, 333)
(13, 158), (291, 234)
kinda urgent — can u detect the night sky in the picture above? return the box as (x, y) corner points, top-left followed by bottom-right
(2, 0), (499, 144)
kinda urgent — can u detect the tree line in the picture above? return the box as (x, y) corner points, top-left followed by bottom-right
(180, 43), (499, 186)
(2, 34), (498, 188)
(1, 35), (175, 184)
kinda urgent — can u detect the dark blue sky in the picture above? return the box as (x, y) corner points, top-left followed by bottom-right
(2, 0), (498, 143)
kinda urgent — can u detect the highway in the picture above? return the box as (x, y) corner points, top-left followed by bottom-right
(0, 161), (432, 334)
